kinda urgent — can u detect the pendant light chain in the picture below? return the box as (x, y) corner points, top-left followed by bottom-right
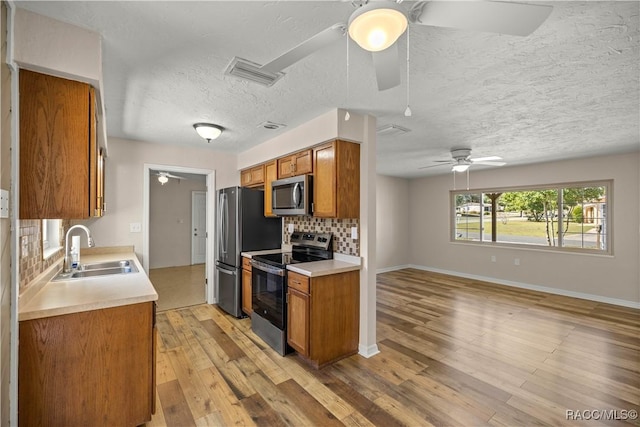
(345, 34), (351, 121)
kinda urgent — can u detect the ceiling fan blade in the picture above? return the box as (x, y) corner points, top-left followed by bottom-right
(470, 156), (502, 162)
(419, 162), (452, 170)
(472, 161), (506, 166)
(412, 1), (553, 37)
(261, 23), (346, 73)
(166, 174), (187, 180)
(371, 44), (401, 91)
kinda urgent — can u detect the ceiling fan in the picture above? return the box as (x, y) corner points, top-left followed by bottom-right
(420, 148), (506, 172)
(259, 0), (553, 91)
(153, 171), (186, 185)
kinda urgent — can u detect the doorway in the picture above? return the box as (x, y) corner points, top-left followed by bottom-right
(142, 164), (216, 309)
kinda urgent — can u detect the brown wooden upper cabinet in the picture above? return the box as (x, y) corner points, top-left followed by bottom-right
(20, 70), (103, 219)
(277, 148), (313, 179)
(263, 160), (278, 217)
(313, 140), (360, 218)
(240, 164), (265, 188)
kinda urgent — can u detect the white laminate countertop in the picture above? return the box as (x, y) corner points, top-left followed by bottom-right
(19, 252), (158, 321)
(241, 248), (287, 258)
(287, 259), (361, 277)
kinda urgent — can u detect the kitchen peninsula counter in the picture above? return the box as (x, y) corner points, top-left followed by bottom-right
(19, 248), (158, 321)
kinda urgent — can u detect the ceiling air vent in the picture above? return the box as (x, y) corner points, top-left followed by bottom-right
(224, 57), (285, 87)
(377, 124), (411, 137)
(258, 121), (287, 130)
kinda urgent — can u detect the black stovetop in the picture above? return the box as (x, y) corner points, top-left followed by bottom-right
(253, 251), (328, 267)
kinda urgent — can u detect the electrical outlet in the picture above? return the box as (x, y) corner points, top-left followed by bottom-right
(129, 222), (142, 233)
(491, 255), (496, 262)
(351, 227), (358, 240)
(514, 258), (520, 266)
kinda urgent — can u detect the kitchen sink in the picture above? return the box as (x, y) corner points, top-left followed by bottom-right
(52, 259), (138, 281)
(78, 259), (136, 271)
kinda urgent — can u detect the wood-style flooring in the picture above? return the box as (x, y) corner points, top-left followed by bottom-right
(150, 264), (206, 311)
(148, 268), (640, 426)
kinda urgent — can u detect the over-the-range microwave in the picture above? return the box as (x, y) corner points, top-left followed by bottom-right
(271, 174), (312, 216)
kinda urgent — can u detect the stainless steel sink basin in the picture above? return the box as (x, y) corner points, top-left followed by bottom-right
(78, 259), (136, 271)
(52, 259), (138, 281)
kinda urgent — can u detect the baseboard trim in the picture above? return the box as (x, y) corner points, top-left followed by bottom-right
(358, 343), (380, 358)
(376, 264), (411, 274)
(406, 264), (640, 309)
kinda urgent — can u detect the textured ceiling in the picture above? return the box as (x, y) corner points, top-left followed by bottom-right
(15, 1), (640, 178)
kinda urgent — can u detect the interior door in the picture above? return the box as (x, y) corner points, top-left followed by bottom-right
(191, 191), (207, 264)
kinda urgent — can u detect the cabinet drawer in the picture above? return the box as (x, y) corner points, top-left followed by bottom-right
(242, 257), (252, 271)
(288, 271), (310, 294)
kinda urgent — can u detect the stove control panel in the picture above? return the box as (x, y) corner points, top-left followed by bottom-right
(290, 231), (333, 251)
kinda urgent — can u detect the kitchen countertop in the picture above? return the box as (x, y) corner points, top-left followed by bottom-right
(19, 251), (158, 321)
(287, 258), (361, 277)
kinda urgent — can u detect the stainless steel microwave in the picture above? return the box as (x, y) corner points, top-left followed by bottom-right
(271, 174), (312, 216)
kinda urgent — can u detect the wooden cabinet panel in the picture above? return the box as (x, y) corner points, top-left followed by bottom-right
(313, 140), (360, 218)
(241, 165), (265, 188)
(264, 160), (277, 217)
(242, 263), (253, 315)
(287, 288), (309, 355)
(19, 70), (102, 219)
(20, 70), (90, 218)
(277, 149), (313, 178)
(288, 271), (310, 294)
(19, 302), (155, 426)
(286, 270), (359, 368)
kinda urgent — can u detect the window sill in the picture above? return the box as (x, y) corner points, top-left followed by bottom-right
(43, 246), (63, 260)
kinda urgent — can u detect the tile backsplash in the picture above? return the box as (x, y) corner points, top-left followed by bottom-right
(283, 217), (359, 256)
(19, 219), (68, 292)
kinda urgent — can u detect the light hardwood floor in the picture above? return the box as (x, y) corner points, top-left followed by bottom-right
(150, 264), (206, 311)
(148, 268), (640, 426)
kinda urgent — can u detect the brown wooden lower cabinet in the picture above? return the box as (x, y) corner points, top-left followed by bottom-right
(287, 270), (359, 368)
(242, 256), (253, 315)
(18, 302), (156, 426)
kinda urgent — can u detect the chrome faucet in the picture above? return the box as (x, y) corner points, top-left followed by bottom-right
(64, 225), (95, 272)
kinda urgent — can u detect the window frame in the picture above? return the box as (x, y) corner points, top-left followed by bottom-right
(42, 219), (63, 260)
(450, 180), (612, 256)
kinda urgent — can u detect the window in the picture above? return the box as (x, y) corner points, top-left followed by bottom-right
(452, 181), (610, 254)
(42, 219), (62, 259)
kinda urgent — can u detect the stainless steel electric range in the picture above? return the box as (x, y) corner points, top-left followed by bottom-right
(250, 231), (333, 355)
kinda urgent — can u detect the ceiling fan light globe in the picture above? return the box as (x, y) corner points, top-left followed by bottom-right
(193, 123), (223, 141)
(158, 175), (169, 185)
(348, 4), (408, 52)
(452, 164), (470, 173)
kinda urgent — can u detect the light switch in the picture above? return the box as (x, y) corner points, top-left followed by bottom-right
(351, 227), (358, 240)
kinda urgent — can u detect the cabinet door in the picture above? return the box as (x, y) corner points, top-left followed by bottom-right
(277, 156), (294, 179)
(241, 169), (253, 186)
(19, 302), (155, 425)
(293, 149), (313, 175)
(96, 148), (106, 215)
(287, 288), (310, 356)
(19, 70), (91, 219)
(251, 165), (265, 185)
(242, 267), (253, 315)
(312, 142), (337, 217)
(264, 160), (277, 217)
(89, 87), (99, 216)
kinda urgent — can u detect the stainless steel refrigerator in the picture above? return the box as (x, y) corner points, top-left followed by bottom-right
(216, 186), (282, 317)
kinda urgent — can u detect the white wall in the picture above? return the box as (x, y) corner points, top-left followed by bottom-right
(149, 177), (206, 269)
(376, 175), (410, 271)
(78, 138), (238, 263)
(408, 152), (640, 306)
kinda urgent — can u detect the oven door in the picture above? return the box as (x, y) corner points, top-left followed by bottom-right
(251, 260), (286, 330)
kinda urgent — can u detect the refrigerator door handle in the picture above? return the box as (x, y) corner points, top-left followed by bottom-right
(218, 192), (228, 256)
(217, 266), (236, 276)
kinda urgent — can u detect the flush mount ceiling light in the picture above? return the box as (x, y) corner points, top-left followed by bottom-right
(193, 123), (224, 143)
(348, 2), (408, 52)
